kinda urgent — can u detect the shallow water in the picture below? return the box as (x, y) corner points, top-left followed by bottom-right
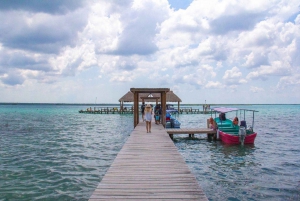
(0, 104), (132, 201)
(0, 104), (299, 201)
(174, 105), (300, 201)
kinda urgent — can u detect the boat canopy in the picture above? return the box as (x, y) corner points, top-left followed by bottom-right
(211, 107), (259, 113)
(166, 109), (178, 113)
(211, 107), (239, 113)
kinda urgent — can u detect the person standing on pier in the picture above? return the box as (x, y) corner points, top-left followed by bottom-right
(141, 102), (145, 121)
(209, 117), (218, 131)
(144, 104), (153, 133)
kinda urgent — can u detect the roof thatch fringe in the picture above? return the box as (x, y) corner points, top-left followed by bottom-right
(119, 91), (181, 102)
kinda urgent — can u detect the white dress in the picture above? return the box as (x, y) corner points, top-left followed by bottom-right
(144, 111), (152, 122)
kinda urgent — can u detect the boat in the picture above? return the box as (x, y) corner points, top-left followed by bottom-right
(166, 104), (179, 113)
(211, 107), (258, 145)
(165, 111), (181, 128)
(152, 104), (180, 128)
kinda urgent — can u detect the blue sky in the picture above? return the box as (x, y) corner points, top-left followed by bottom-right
(0, 0), (299, 104)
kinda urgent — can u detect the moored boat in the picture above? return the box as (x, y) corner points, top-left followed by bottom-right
(211, 107), (258, 145)
(165, 111), (181, 128)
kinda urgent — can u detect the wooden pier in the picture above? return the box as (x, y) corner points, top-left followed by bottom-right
(79, 107), (134, 114)
(166, 128), (216, 139)
(79, 107), (212, 115)
(89, 121), (208, 200)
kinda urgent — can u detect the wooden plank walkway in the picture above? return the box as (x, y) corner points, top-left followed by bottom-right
(166, 128), (217, 140)
(166, 128), (216, 134)
(89, 121), (208, 200)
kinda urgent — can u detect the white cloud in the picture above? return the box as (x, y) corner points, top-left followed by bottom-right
(250, 86), (264, 93)
(276, 74), (300, 89)
(205, 81), (223, 89)
(296, 14), (300, 24)
(112, 0), (170, 55)
(109, 71), (135, 82)
(0, 0), (300, 103)
(223, 67), (247, 85)
(246, 60), (292, 80)
(243, 51), (269, 68)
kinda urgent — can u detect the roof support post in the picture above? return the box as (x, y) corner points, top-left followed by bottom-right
(130, 88), (170, 128)
(161, 92), (167, 127)
(133, 91), (139, 127)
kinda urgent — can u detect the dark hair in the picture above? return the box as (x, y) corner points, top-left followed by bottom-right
(219, 113), (226, 120)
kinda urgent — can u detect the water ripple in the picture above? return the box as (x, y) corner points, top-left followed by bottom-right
(0, 105), (133, 201)
(174, 105), (300, 201)
(1, 104), (300, 201)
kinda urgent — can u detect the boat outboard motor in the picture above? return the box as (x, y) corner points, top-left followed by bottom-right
(170, 118), (175, 128)
(248, 126), (253, 132)
(239, 126), (246, 145)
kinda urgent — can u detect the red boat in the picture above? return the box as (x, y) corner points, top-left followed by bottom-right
(219, 130), (257, 144)
(211, 107), (258, 145)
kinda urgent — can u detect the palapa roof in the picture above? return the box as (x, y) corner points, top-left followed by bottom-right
(119, 91), (182, 102)
(166, 91), (182, 102)
(119, 91), (135, 102)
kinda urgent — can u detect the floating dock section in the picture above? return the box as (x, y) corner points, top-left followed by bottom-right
(89, 122), (208, 200)
(166, 128), (217, 139)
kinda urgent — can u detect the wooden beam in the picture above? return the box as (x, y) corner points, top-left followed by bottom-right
(161, 92), (166, 127)
(133, 91), (139, 127)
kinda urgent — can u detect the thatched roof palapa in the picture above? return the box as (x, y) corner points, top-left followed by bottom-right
(118, 91), (182, 103)
(118, 91), (135, 102)
(166, 91), (182, 103)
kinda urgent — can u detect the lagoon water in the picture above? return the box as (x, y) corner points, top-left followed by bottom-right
(0, 104), (299, 201)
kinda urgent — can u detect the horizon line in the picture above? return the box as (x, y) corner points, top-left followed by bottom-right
(0, 102), (299, 105)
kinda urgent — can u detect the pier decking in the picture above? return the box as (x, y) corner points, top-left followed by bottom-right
(166, 128), (216, 139)
(79, 107), (212, 115)
(89, 121), (208, 200)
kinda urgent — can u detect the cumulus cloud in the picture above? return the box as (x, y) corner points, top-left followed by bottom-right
(276, 74), (300, 89)
(210, 12), (265, 35)
(112, 0), (170, 55)
(0, 0), (300, 103)
(246, 61), (292, 80)
(1, 72), (25, 86)
(250, 86), (264, 93)
(0, 50), (51, 71)
(243, 51), (269, 69)
(205, 81), (223, 89)
(0, 0), (86, 14)
(223, 67), (247, 85)
(110, 71), (135, 82)
(0, 9), (88, 54)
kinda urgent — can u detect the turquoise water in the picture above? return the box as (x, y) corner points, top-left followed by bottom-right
(0, 104), (300, 201)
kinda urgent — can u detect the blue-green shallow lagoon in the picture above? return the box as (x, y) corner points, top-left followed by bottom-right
(0, 104), (300, 200)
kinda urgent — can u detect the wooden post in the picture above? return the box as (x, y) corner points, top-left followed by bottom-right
(161, 92), (167, 128)
(133, 92), (139, 127)
(130, 88), (170, 127)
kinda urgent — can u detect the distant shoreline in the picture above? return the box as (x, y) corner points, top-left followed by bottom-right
(0, 103), (299, 106)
